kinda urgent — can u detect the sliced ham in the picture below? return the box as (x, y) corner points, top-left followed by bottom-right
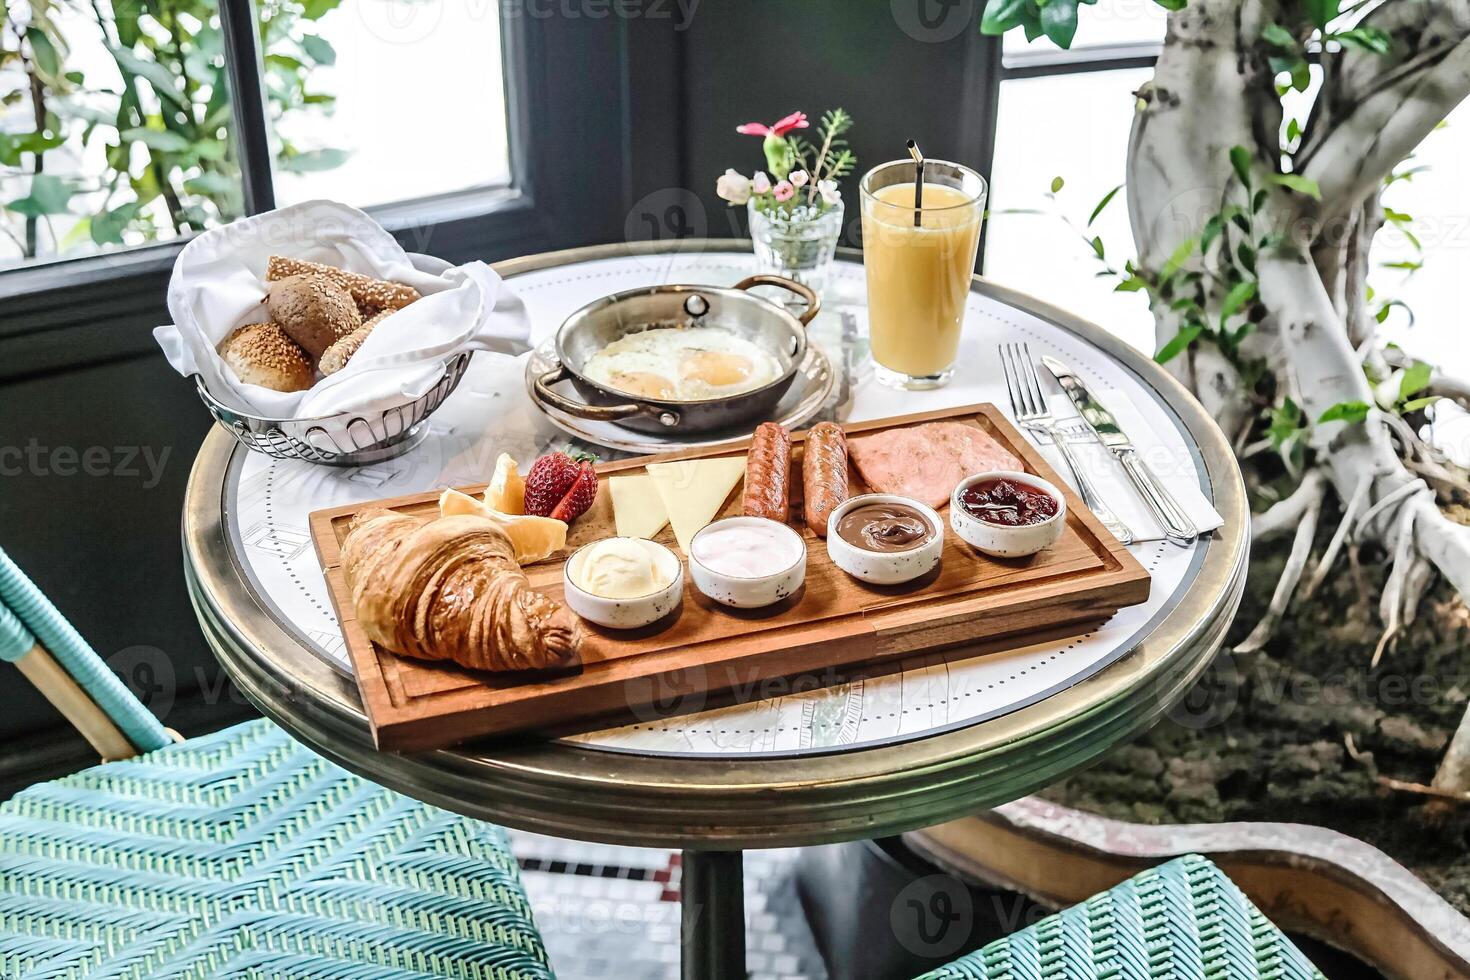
(848, 421), (1022, 508)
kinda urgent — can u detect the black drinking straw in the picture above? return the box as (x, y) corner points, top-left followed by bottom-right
(907, 139), (925, 228)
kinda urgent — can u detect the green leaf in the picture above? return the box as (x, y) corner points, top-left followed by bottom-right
(1050, 175), (1065, 194)
(1219, 280), (1257, 324)
(1160, 236), (1197, 280)
(278, 148), (350, 172)
(1382, 259), (1423, 272)
(0, 130), (65, 166)
(1155, 324), (1204, 364)
(1153, 0), (1187, 10)
(1039, 0), (1081, 49)
(1237, 242), (1257, 275)
(1317, 400), (1371, 424)
(1115, 276), (1148, 292)
(981, 0), (1033, 34)
(120, 127), (191, 153)
(1200, 214), (1224, 254)
(1333, 25), (1393, 55)
(1290, 59), (1311, 92)
(90, 202), (142, 245)
(1303, 0), (1339, 30)
(1230, 146), (1253, 187)
(1090, 235), (1105, 259)
(301, 34), (337, 65)
(1286, 118), (1302, 143)
(1262, 23), (1296, 48)
(183, 172), (237, 195)
(1402, 396), (1441, 413)
(301, 0), (346, 18)
(1251, 188), (1268, 213)
(1271, 172), (1321, 199)
(26, 27), (61, 79)
(1383, 206), (1411, 224)
(6, 174), (74, 217)
(1088, 184), (1122, 226)
(111, 47), (188, 110)
(1267, 397), (1303, 448)
(1398, 361), (1432, 400)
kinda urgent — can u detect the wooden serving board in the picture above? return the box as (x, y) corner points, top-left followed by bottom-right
(311, 404), (1151, 750)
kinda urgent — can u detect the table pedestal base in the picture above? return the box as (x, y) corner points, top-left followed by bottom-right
(681, 849), (745, 979)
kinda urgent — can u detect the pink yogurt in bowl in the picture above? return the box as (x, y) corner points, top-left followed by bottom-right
(687, 517), (807, 609)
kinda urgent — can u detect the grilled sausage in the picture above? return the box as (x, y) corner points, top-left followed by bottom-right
(743, 422), (792, 522)
(802, 421), (849, 536)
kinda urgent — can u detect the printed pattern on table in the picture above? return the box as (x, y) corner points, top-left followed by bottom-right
(228, 252), (1208, 759)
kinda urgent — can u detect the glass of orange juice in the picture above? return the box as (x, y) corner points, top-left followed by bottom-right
(860, 159), (986, 389)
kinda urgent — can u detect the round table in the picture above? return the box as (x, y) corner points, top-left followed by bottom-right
(184, 241), (1248, 978)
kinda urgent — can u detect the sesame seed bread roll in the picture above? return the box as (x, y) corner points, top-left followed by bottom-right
(264, 274), (361, 360)
(319, 309), (393, 375)
(267, 255), (421, 316)
(218, 322), (315, 392)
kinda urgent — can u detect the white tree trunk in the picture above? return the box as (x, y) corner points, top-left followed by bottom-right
(1129, 0), (1470, 793)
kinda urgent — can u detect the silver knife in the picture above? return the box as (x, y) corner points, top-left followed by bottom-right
(1040, 355), (1199, 544)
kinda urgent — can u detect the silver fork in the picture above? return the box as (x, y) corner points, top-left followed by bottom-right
(1000, 342), (1134, 545)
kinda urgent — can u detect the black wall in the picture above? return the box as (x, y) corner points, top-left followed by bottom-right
(0, 3), (1000, 777)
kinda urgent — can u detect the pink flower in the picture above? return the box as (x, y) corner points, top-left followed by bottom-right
(736, 111), (809, 138)
(773, 180), (795, 202)
(752, 172), (772, 195)
(789, 169), (809, 187)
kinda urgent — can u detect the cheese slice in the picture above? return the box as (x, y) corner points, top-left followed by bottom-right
(609, 474), (669, 539)
(645, 457), (746, 553)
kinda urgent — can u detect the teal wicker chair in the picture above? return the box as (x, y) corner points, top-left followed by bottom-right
(0, 547), (554, 979)
(916, 854), (1324, 979)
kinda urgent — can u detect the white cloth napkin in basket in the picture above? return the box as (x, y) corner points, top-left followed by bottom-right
(153, 200), (531, 421)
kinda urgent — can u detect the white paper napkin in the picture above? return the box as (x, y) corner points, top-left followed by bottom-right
(1028, 392), (1225, 542)
(153, 200), (531, 422)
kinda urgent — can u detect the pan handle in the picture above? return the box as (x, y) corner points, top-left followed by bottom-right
(732, 274), (822, 326)
(532, 365), (681, 427)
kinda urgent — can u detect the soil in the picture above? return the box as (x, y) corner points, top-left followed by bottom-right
(1042, 530), (1470, 915)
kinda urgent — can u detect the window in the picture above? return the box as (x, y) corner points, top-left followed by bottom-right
(984, 68), (1155, 354)
(1, 2), (244, 268)
(984, 2), (1165, 353)
(269, 1), (510, 208)
(1, 0), (511, 272)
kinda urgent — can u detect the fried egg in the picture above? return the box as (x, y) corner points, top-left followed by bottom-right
(582, 327), (783, 401)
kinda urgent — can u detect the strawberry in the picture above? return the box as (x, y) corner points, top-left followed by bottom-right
(523, 452), (579, 517)
(549, 461), (599, 522)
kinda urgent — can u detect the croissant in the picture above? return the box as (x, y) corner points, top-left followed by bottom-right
(341, 508), (580, 672)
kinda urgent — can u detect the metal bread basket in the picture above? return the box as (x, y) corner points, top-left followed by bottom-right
(195, 350), (472, 466)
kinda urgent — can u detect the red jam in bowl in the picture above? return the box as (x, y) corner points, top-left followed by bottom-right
(959, 478), (1059, 527)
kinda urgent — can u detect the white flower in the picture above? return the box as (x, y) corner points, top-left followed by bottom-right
(716, 168), (752, 205)
(789, 169), (809, 187)
(752, 172), (772, 195)
(817, 179), (840, 205)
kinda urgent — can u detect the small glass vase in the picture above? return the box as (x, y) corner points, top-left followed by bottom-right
(747, 197), (844, 300)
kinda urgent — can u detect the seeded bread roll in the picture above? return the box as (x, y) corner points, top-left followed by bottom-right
(218, 322), (315, 392)
(319, 310), (393, 375)
(267, 255), (421, 316)
(264, 273), (361, 360)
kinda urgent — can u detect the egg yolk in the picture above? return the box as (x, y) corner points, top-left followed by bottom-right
(608, 371), (676, 399)
(680, 349), (753, 388)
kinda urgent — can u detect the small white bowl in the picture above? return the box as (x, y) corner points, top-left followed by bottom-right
(825, 494), (944, 585)
(950, 471), (1066, 558)
(563, 538), (684, 629)
(687, 517), (807, 609)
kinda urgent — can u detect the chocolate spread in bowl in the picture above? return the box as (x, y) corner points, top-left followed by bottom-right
(835, 502), (934, 553)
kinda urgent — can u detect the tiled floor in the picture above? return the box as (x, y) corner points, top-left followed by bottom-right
(508, 831), (828, 979)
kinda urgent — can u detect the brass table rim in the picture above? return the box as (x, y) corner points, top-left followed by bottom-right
(183, 239), (1249, 849)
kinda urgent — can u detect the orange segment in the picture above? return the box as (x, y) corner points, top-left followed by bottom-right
(440, 489), (567, 564)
